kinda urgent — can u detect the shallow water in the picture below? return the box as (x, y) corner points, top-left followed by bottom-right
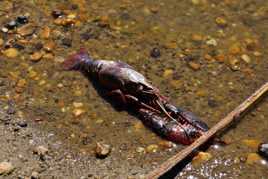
(0, 0), (267, 178)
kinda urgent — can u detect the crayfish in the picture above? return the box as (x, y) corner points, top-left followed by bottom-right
(63, 49), (208, 145)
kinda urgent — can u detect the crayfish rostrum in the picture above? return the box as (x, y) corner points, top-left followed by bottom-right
(63, 49), (208, 145)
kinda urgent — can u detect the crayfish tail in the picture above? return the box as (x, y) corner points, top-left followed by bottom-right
(63, 48), (92, 71)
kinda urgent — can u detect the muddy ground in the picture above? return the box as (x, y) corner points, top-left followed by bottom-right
(0, 0), (268, 178)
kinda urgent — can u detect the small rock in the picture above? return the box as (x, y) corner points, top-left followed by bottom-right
(30, 52), (43, 62)
(146, 144), (158, 153)
(31, 171), (39, 179)
(61, 38), (72, 47)
(73, 102), (83, 108)
(215, 54), (225, 62)
(28, 70), (38, 79)
(73, 108), (85, 117)
(6, 20), (17, 30)
(7, 106), (16, 115)
(253, 51), (262, 57)
(52, 10), (65, 18)
(95, 142), (111, 158)
(3, 48), (19, 58)
(150, 48), (161, 58)
(241, 54), (251, 63)
(244, 38), (257, 51)
(163, 69), (173, 78)
(188, 62), (201, 70)
(1, 27), (9, 33)
(215, 17), (227, 27)
(33, 145), (49, 156)
(13, 43), (25, 50)
(196, 90), (207, 97)
(98, 15), (109, 27)
(229, 43), (241, 55)
(229, 58), (240, 71)
(16, 15), (29, 24)
(169, 80), (181, 88)
(17, 120), (28, 128)
(206, 38), (217, 46)
(17, 24), (36, 36)
(191, 0), (200, 5)
(0, 162), (14, 175)
(242, 139), (261, 149)
(17, 79), (27, 88)
(34, 43), (43, 51)
(136, 147), (145, 153)
(258, 143), (268, 160)
(208, 98), (218, 108)
(191, 34), (203, 42)
(40, 26), (51, 39)
(192, 152), (212, 166)
(43, 41), (55, 52)
(246, 153), (262, 165)
(158, 141), (173, 149)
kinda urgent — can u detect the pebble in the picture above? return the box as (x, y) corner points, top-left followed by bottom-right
(30, 52), (43, 62)
(13, 43), (25, 50)
(206, 38), (217, 46)
(61, 38), (72, 47)
(241, 54), (251, 63)
(253, 51), (262, 57)
(136, 147), (145, 153)
(73, 108), (85, 117)
(192, 152), (212, 166)
(150, 48), (161, 58)
(6, 20), (17, 30)
(246, 153), (262, 165)
(3, 48), (19, 58)
(40, 26), (51, 39)
(1, 27), (8, 33)
(98, 15), (109, 27)
(196, 89), (207, 97)
(95, 142), (111, 158)
(244, 38), (257, 51)
(17, 120), (28, 128)
(43, 41), (55, 52)
(28, 70), (38, 79)
(258, 143), (268, 160)
(188, 62), (201, 70)
(229, 58), (240, 71)
(0, 162), (14, 175)
(31, 171), (39, 179)
(73, 102), (84, 108)
(146, 144), (158, 153)
(52, 10), (65, 18)
(191, 0), (200, 5)
(207, 98), (218, 108)
(215, 17), (227, 27)
(191, 34), (203, 42)
(17, 79), (27, 88)
(158, 141), (173, 149)
(242, 139), (261, 149)
(17, 24), (36, 36)
(33, 145), (49, 156)
(215, 54), (225, 62)
(229, 43), (241, 55)
(169, 80), (180, 88)
(16, 15), (29, 24)
(163, 69), (173, 78)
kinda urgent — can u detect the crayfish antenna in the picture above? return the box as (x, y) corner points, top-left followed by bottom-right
(63, 48), (93, 71)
